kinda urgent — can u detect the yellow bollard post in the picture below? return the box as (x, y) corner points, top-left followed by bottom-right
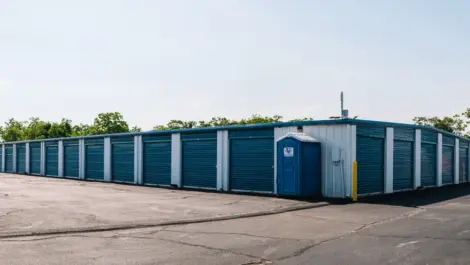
(352, 161), (358, 202)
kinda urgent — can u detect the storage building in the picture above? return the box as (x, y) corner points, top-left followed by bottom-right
(0, 119), (469, 200)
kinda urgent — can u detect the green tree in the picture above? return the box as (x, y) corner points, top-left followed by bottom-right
(48, 119), (73, 139)
(289, 117), (314, 122)
(162, 120), (198, 130)
(208, 117), (239, 127)
(23, 117), (51, 140)
(92, 112), (130, 135)
(153, 125), (169, 131)
(71, 123), (93, 136)
(0, 118), (26, 142)
(238, 114), (283, 125)
(414, 109), (469, 137)
(198, 117), (238, 128)
(153, 115), (285, 131)
(130, 126), (142, 132)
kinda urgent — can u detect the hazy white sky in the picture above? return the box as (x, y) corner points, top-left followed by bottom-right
(1, 0), (469, 130)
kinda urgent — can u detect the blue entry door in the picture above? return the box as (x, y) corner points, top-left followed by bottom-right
(278, 140), (298, 196)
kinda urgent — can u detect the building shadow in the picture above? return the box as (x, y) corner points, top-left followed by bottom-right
(358, 183), (470, 208)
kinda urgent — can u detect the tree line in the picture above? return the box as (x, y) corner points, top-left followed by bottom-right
(0, 113), (314, 142)
(0, 109), (468, 143)
(0, 112), (142, 142)
(413, 108), (470, 138)
(153, 114), (314, 131)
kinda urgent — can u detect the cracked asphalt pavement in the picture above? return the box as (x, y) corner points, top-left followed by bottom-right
(2, 174), (470, 264)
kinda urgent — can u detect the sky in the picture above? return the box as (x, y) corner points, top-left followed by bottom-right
(1, 0), (469, 130)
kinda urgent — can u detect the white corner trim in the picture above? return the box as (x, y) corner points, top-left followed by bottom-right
(384, 127), (394, 193)
(104, 137), (111, 182)
(455, 138), (460, 184)
(437, 134), (443, 187)
(171, 133), (182, 187)
(414, 129), (421, 189)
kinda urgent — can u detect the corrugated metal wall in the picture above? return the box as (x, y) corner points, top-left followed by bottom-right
(182, 132), (217, 189)
(421, 130), (437, 187)
(64, 140), (79, 178)
(460, 141), (469, 183)
(142, 134), (172, 186)
(393, 128), (415, 191)
(302, 124), (354, 198)
(5, 145), (13, 172)
(85, 138), (104, 181)
(111, 137), (134, 183)
(442, 135), (455, 185)
(229, 128), (274, 193)
(16, 144), (26, 174)
(355, 125), (385, 195)
(45, 141), (59, 176)
(30, 143), (41, 175)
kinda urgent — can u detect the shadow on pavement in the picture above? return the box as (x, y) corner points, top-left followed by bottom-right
(358, 183), (470, 207)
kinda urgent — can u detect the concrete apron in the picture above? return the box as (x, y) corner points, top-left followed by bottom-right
(0, 202), (328, 239)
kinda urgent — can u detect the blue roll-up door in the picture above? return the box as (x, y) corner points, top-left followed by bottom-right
(46, 142), (58, 176)
(459, 141), (469, 183)
(112, 137), (134, 183)
(17, 144), (26, 173)
(64, 140), (79, 178)
(421, 130), (437, 187)
(357, 125), (385, 195)
(229, 129), (274, 193)
(442, 136), (454, 185)
(143, 135), (171, 186)
(182, 132), (217, 189)
(393, 128), (414, 191)
(30, 143), (41, 175)
(5, 145), (13, 172)
(85, 139), (104, 181)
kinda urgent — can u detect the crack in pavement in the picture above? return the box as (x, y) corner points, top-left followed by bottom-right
(0, 202), (327, 240)
(360, 233), (470, 242)
(126, 235), (267, 261)
(276, 208), (427, 261)
(0, 234), (115, 242)
(0, 233), (269, 263)
(154, 229), (305, 241)
(0, 205), (428, 263)
(0, 209), (24, 218)
(291, 213), (362, 225)
(241, 260), (273, 265)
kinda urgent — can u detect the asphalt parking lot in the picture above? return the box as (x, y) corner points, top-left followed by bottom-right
(2, 173), (470, 265)
(0, 173), (322, 237)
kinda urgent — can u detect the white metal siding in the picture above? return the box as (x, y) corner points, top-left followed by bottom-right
(1, 145), (5, 172)
(79, 139), (85, 179)
(303, 124), (353, 198)
(12, 144), (17, 173)
(104, 137), (111, 182)
(134, 135), (143, 184)
(58, 140), (64, 177)
(25, 143), (30, 174)
(414, 129), (422, 189)
(216, 130), (229, 191)
(454, 138), (459, 184)
(40, 142), (46, 176)
(171, 133), (182, 187)
(437, 133), (443, 186)
(385, 128), (394, 193)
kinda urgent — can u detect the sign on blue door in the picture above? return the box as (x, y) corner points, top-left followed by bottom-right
(284, 147), (294, 157)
